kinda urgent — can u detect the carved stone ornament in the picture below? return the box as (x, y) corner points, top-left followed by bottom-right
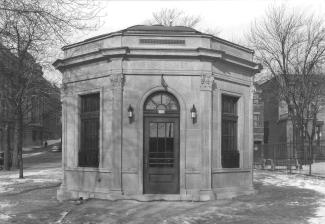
(200, 74), (214, 91)
(110, 74), (125, 89)
(61, 83), (74, 96)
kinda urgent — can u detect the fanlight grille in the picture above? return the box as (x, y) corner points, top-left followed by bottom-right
(144, 92), (179, 114)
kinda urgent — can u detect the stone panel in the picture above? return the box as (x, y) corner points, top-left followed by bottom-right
(212, 171), (252, 188)
(65, 170), (114, 193)
(185, 173), (201, 189)
(185, 129), (201, 169)
(122, 173), (139, 194)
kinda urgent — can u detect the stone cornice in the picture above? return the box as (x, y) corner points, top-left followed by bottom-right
(53, 47), (129, 72)
(53, 47), (262, 74)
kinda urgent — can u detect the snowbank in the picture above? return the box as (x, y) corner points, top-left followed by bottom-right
(258, 171), (325, 224)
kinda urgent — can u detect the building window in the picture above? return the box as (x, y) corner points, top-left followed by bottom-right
(253, 95), (259, 104)
(32, 130), (37, 141)
(253, 113), (260, 127)
(221, 95), (239, 168)
(264, 121), (269, 143)
(31, 96), (37, 123)
(79, 93), (100, 167)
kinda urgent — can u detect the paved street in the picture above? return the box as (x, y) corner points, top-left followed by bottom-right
(0, 147), (325, 224)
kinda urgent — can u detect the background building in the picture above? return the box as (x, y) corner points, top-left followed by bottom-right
(253, 85), (264, 164)
(0, 46), (61, 153)
(23, 79), (61, 147)
(260, 79), (325, 145)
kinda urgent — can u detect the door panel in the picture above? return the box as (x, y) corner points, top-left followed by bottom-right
(144, 117), (179, 194)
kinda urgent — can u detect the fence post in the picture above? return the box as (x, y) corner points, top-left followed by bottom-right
(261, 143), (265, 169)
(289, 142), (292, 174)
(272, 144), (275, 171)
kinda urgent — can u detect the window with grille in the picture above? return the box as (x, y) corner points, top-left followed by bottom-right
(79, 93), (100, 167)
(221, 95), (239, 168)
(253, 113), (260, 127)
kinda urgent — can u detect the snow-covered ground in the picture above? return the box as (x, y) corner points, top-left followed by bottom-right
(46, 138), (61, 146)
(22, 152), (45, 158)
(258, 171), (325, 224)
(22, 138), (61, 152)
(0, 168), (61, 194)
(295, 162), (325, 177)
(0, 167), (62, 222)
(1, 160), (325, 224)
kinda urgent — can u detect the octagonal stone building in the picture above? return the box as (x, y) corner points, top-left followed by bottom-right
(54, 25), (261, 201)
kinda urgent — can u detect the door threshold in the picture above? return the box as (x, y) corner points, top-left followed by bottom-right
(135, 194), (182, 201)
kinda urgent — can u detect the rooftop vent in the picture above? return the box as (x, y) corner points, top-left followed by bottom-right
(139, 39), (185, 45)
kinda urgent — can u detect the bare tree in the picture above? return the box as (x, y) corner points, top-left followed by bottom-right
(146, 8), (201, 28)
(146, 8), (222, 37)
(0, 0), (101, 178)
(248, 5), (325, 174)
(0, 45), (18, 170)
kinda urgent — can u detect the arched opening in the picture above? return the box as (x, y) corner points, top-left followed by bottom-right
(143, 91), (180, 194)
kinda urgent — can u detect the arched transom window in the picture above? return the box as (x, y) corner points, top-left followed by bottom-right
(144, 92), (179, 114)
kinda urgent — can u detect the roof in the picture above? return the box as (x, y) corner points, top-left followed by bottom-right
(63, 25), (254, 54)
(82, 25), (201, 44)
(124, 25), (199, 33)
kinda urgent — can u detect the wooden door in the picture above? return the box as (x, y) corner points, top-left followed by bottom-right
(144, 117), (180, 194)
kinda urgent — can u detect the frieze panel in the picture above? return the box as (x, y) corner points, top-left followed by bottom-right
(200, 74), (215, 91)
(110, 74), (125, 89)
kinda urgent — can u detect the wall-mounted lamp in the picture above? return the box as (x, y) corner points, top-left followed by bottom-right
(128, 104), (134, 123)
(190, 104), (197, 123)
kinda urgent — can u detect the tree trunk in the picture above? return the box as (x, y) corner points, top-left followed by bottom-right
(0, 129), (2, 152)
(12, 122), (19, 168)
(16, 112), (24, 179)
(300, 133), (306, 165)
(308, 140), (313, 176)
(4, 124), (11, 170)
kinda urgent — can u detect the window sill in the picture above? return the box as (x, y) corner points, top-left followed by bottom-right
(212, 168), (251, 174)
(65, 167), (112, 173)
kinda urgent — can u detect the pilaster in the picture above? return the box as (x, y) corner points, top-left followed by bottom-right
(110, 73), (124, 193)
(199, 74), (215, 200)
(248, 84), (254, 170)
(60, 95), (67, 189)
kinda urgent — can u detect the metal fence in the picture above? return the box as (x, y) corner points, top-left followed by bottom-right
(254, 141), (325, 176)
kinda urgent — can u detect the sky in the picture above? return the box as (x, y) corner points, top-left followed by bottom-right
(87, 0), (325, 41)
(45, 0), (325, 83)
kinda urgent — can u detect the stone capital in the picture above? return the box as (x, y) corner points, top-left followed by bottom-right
(249, 85), (255, 93)
(110, 74), (125, 89)
(200, 74), (214, 91)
